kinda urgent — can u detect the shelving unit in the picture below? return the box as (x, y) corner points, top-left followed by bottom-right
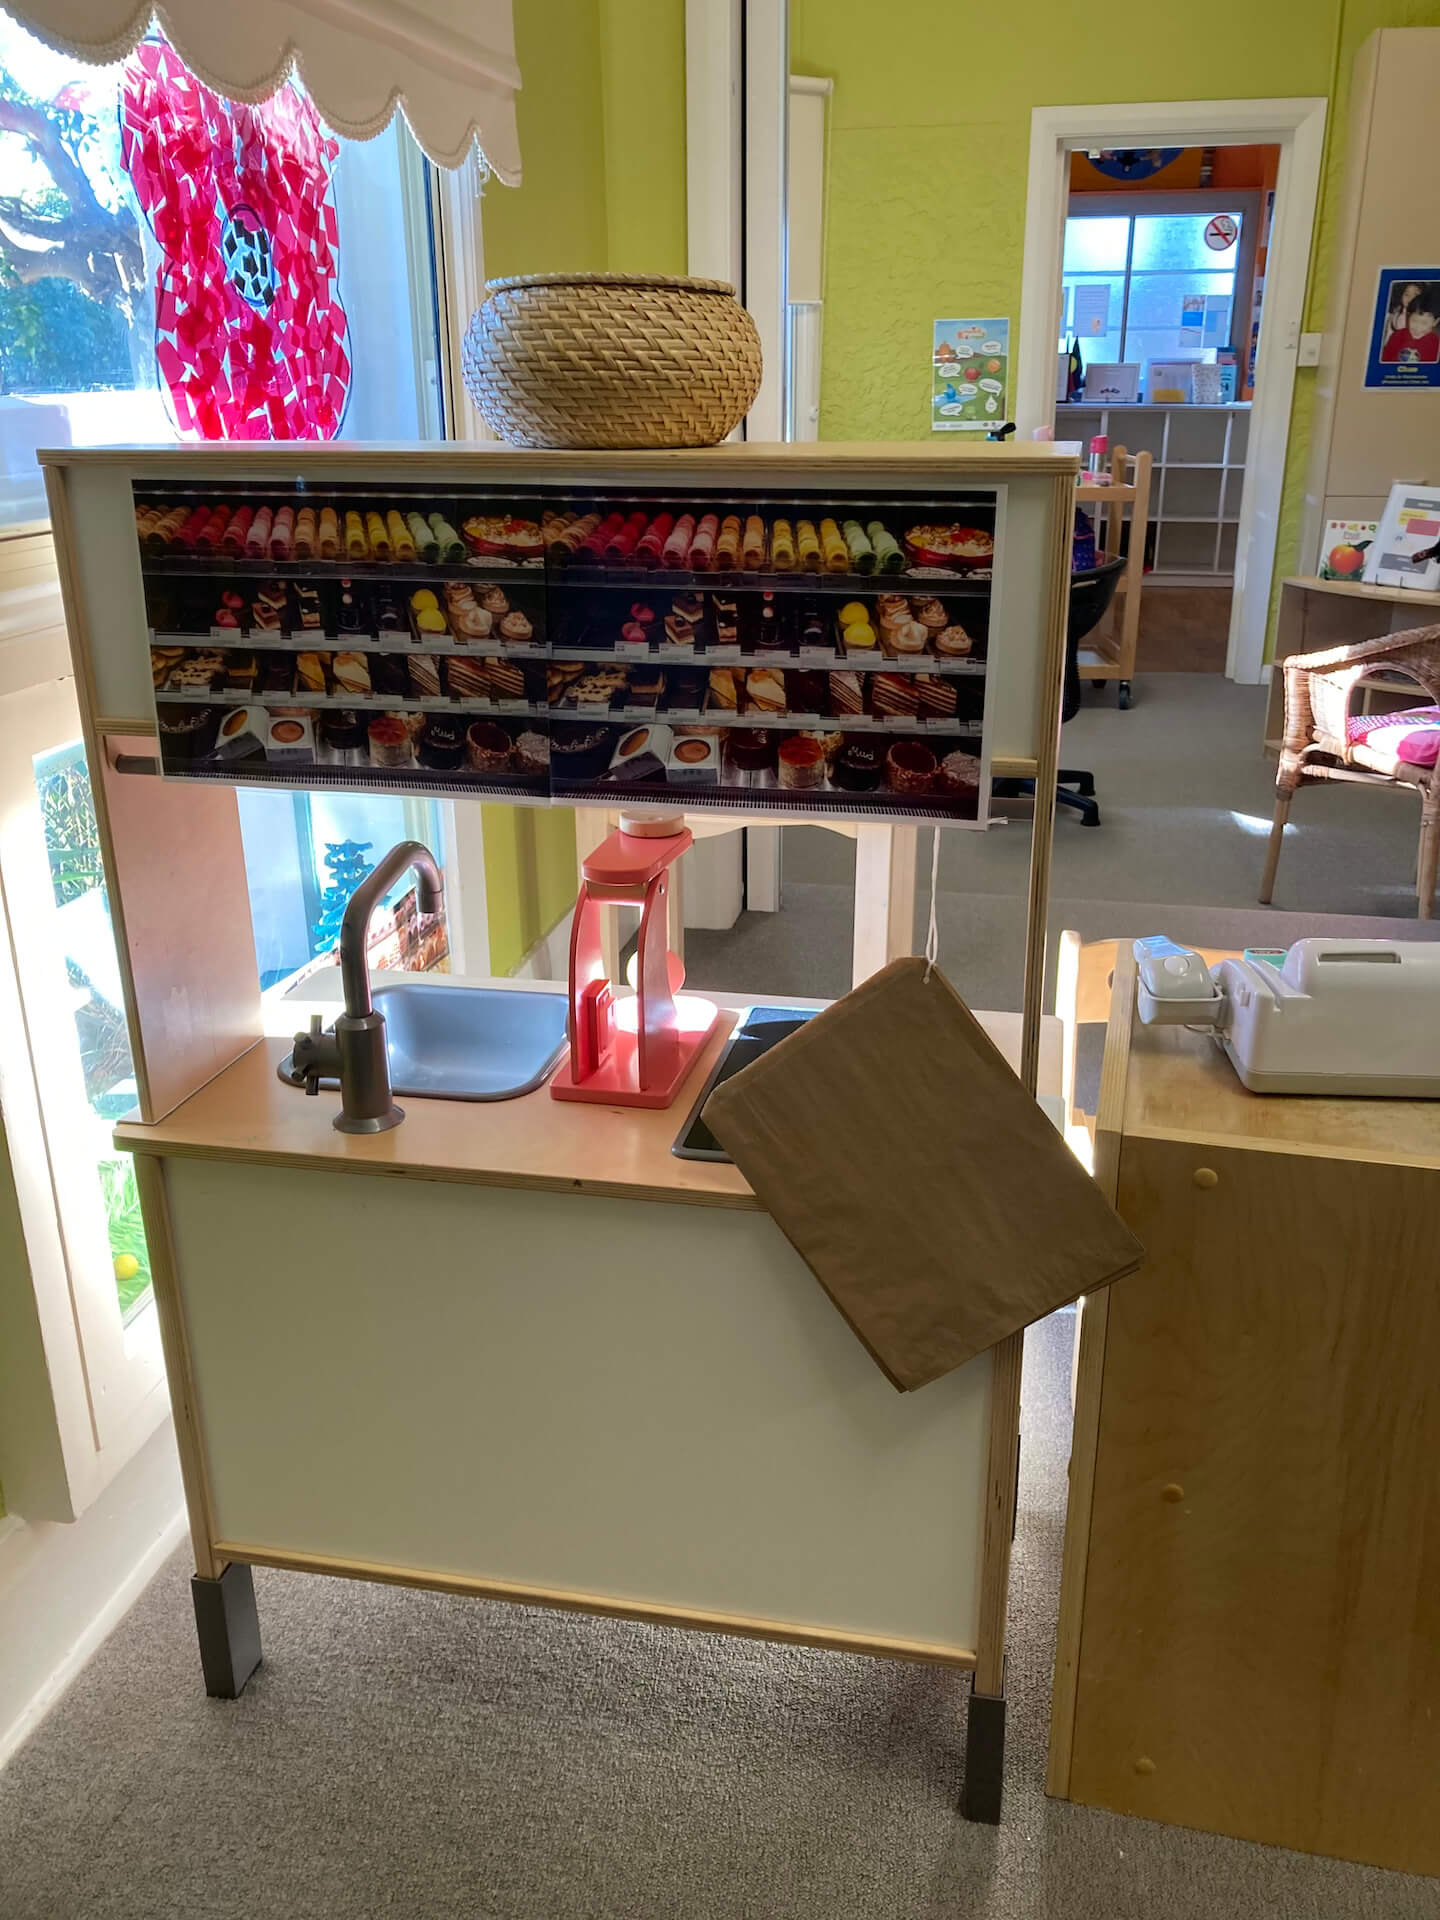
(1074, 445), (1153, 707)
(1058, 402), (1249, 581)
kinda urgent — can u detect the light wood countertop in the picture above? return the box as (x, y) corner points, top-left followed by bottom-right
(1124, 1016), (1440, 1170)
(115, 989), (1062, 1209)
(44, 440), (1080, 479)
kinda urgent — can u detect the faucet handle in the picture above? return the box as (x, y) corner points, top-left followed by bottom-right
(290, 1014), (339, 1097)
(303, 1015), (325, 1096)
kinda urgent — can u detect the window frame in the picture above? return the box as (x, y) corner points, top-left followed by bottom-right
(0, 672), (167, 1522)
(0, 72), (494, 1528)
(1063, 189), (1260, 368)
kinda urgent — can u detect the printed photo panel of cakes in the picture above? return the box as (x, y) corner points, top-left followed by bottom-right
(605, 722), (673, 787)
(447, 716), (549, 795)
(618, 598), (659, 651)
(156, 703), (222, 769)
(550, 720), (619, 788)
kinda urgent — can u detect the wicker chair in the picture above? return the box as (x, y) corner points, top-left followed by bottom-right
(1259, 626), (1440, 919)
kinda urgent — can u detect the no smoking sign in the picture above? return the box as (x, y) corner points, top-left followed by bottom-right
(1204, 213), (1238, 252)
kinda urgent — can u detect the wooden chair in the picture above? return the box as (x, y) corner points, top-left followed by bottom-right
(1259, 626), (1440, 919)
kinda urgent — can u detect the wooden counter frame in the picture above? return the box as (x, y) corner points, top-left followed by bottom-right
(43, 441), (1078, 1823)
(1047, 943), (1440, 1875)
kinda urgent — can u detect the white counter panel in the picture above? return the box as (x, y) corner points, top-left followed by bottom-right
(165, 1157), (991, 1658)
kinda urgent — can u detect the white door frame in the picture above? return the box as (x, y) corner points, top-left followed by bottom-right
(1016, 98), (1327, 684)
(685, 0), (789, 443)
(685, 0), (786, 915)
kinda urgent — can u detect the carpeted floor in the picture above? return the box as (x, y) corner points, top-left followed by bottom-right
(4, 1312), (1438, 1918)
(5, 672), (1440, 1916)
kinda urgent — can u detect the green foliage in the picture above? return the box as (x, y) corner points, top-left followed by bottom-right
(0, 269), (133, 392)
(37, 751), (105, 906)
(99, 1155), (151, 1316)
(0, 59), (145, 392)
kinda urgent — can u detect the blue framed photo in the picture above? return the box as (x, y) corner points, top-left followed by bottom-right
(1364, 268), (1440, 390)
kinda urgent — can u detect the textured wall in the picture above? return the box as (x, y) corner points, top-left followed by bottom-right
(599, 0), (689, 275)
(791, 0), (1440, 653)
(789, 0), (1335, 444)
(481, 0), (609, 278)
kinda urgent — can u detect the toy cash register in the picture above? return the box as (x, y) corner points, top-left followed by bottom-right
(1134, 934), (1440, 1097)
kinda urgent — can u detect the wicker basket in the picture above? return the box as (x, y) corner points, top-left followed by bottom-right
(461, 273), (763, 450)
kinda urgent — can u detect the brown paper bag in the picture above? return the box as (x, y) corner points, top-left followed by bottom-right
(703, 958), (1143, 1391)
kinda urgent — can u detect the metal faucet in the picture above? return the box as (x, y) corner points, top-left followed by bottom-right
(290, 840), (445, 1134)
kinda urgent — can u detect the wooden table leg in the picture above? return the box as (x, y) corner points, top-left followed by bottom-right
(851, 823), (917, 986)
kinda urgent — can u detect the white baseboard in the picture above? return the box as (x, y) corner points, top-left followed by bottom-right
(0, 1418), (185, 1771)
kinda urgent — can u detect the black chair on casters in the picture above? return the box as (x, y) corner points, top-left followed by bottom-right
(993, 554), (1127, 828)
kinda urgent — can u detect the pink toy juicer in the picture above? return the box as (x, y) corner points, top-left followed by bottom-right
(549, 814), (718, 1108)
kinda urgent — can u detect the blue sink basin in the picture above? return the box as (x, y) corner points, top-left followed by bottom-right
(283, 982), (570, 1102)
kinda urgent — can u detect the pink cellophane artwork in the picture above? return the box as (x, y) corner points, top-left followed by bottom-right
(120, 41), (351, 439)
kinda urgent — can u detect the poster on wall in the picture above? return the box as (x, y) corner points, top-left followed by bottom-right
(1364, 269), (1440, 391)
(135, 483), (1001, 827)
(1071, 284), (1110, 338)
(931, 320), (1009, 432)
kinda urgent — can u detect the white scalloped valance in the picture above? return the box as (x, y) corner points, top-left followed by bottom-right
(6, 0), (521, 180)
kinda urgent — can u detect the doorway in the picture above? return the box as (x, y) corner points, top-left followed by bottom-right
(1016, 97), (1327, 687)
(1062, 157), (1271, 678)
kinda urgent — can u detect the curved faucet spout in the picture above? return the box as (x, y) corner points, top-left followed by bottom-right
(338, 841), (445, 1019)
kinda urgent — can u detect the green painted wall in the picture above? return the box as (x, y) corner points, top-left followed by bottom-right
(476, 0), (687, 972)
(791, 0), (1440, 650)
(599, 0), (689, 275)
(483, 0), (609, 278)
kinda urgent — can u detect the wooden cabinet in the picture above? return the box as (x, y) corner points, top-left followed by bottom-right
(1050, 948), (1440, 1876)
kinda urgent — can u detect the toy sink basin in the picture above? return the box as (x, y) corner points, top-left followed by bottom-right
(280, 982), (569, 1102)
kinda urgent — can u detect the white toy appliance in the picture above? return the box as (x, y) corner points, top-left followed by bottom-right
(1133, 934), (1440, 1097)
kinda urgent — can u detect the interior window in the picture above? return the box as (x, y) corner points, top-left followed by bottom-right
(1061, 208), (1242, 373)
(0, 8), (442, 525)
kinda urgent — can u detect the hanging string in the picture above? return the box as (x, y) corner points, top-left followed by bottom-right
(924, 827), (941, 980)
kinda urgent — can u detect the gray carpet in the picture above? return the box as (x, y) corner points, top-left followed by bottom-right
(4, 1314), (1438, 1917)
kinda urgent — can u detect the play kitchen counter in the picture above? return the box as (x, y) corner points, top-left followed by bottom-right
(1050, 944), (1440, 1876)
(44, 438), (1080, 1824)
(116, 986), (1064, 1817)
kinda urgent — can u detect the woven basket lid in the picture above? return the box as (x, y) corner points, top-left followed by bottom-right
(483, 272), (737, 298)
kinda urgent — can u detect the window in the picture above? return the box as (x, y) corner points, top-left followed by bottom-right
(0, 8), (443, 525)
(32, 738), (150, 1317)
(1061, 203), (1249, 379)
(238, 790), (451, 992)
(0, 674), (168, 1517)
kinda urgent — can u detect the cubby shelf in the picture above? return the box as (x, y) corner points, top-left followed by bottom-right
(1060, 401), (1249, 581)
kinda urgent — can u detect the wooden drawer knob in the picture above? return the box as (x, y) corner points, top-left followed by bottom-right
(1193, 1167), (1219, 1189)
(1161, 1483), (1184, 1503)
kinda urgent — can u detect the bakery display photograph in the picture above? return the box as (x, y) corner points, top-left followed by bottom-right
(136, 481), (996, 822)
